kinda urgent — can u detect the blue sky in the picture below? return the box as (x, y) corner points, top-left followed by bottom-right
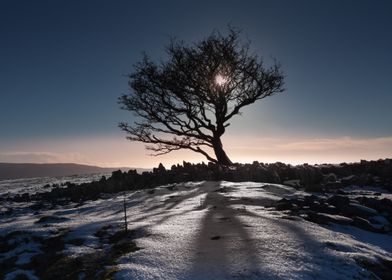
(1, 0), (391, 167)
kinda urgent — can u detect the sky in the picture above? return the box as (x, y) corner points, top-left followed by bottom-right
(0, 0), (391, 168)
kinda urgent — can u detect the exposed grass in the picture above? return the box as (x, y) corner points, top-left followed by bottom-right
(38, 227), (140, 280)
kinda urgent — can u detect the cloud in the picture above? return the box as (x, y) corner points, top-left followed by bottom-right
(228, 136), (392, 151)
(226, 136), (392, 164)
(274, 136), (392, 151)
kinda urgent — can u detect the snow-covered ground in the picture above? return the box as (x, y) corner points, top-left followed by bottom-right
(1, 181), (391, 279)
(0, 173), (110, 196)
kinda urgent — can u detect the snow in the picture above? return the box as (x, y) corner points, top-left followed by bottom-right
(0, 173), (110, 196)
(328, 224), (392, 253)
(349, 203), (378, 216)
(1, 181), (391, 279)
(342, 185), (392, 200)
(4, 269), (39, 280)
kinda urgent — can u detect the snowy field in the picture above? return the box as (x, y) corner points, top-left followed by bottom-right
(0, 173), (110, 196)
(1, 181), (391, 279)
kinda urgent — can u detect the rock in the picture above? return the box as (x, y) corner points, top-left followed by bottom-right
(357, 173), (371, 186)
(356, 256), (392, 280)
(324, 181), (343, 188)
(341, 175), (358, 186)
(369, 215), (390, 226)
(352, 216), (382, 232)
(329, 215), (353, 225)
(304, 184), (324, 192)
(15, 159), (392, 206)
(324, 173), (338, 183)
(165, 184), (177, 191)
(303, 195), (318, 204)
(153, 163), (166, 174)
(215, 187), (231, 193)
(336, 189), (348, 195)
(30, 202), (46, 210)
(35, 215), (69, 224)
(305, 211), (352, 225)
(295, 165), (323, 189)
(275, 198), (293, 211)
(357, 197), (386, 212)
(345, 203), (378, 218)
(309, 202), (339, 215)
(283, 179), (301, 188)
(369, 215), (391, 233)
(372, 176), (381, 185)
(305, 211), (332, 224)
(326, 195), (350, 208)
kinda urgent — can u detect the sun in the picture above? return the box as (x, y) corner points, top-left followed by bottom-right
(215, 74), (228, 87)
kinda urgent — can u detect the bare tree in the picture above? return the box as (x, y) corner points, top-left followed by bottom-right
(119, 28), (284, 165)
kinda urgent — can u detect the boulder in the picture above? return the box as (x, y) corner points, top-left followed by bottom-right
(309, 202), (339, 215)
(324, 173), (338, 183)
(275, 198), (294, 211)
(341, 175), (358, 186)
(305, 211), (331, 224)
(305, 211), (352, 225)
(345, 203), (378, 218)
(352, 216), (382, 233)
(326, 195), (350, 208)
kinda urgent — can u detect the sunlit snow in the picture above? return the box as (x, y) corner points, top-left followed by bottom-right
(1, 181), (391, 279)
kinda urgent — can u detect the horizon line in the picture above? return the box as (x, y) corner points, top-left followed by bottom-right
(1, 157), (391, 170)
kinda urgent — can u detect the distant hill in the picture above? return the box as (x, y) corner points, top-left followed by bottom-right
(0, 163), (147, 180)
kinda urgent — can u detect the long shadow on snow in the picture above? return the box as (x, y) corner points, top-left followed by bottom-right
(184, 183), (355, 279)
(128, 183), (212, 224)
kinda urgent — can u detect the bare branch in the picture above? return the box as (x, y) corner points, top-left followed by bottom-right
(119, 27), (285, 165)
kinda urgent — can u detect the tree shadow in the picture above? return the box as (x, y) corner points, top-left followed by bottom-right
(183, 183), (355, 279)
(185, 191), (264, 279)
(128, 183), (212, 224)
(6, 181), (371, 279)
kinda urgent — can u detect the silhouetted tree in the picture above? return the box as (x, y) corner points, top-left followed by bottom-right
(119, 28), (284, 165)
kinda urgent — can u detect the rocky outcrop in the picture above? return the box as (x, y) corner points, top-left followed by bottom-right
(274, 193), (392, 234)
(3, 159), (391, 207)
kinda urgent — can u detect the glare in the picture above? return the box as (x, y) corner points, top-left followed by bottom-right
(215, 74), (228, 87)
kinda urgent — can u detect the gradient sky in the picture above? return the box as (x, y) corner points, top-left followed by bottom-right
(1, 0), (391, 167)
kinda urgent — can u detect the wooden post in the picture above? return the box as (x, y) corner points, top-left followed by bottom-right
(123, 193), (128, 232)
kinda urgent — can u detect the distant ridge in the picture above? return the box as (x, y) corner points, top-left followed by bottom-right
(0, 163), (146, 180)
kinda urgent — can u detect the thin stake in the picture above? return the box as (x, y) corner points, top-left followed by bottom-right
(123, 193), (128, 232)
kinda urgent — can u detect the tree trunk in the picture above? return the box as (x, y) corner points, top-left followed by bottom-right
(212, 138), (233, 166)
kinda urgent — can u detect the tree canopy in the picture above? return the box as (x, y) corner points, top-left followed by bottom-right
(119, 29), (284, 165)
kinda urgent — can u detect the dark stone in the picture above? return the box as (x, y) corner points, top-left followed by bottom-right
(275, 198), (293, 211)
(352, 216), (382, 233)
(12, 159), (392, 206)
(336, 189), (348, 195)
(344, 203), (378, 218)
(305, 211), (352, 225)
(326, 195), (350, 208)
(305, 211), (332, 224)
(30, 202), (46, 210)
(341, 175), (358, 186)
(356, 257), (392, 280)
(35, 216), (70, 224)
(303, 195), (318, 204)
(309, 202), (339, 215)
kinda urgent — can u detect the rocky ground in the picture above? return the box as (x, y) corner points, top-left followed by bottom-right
(2, 158), (391, 207)
(1, 179), (391, 279)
